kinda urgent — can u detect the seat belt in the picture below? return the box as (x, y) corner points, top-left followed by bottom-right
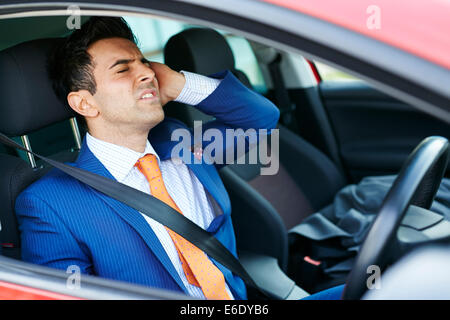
(267, 53), (299, 133)
(0, 132), (272, 299)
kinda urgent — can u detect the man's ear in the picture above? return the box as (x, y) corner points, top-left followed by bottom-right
(67, 90), (99, 119)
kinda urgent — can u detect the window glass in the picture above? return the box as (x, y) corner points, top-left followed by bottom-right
(314, 61), (361, 82)
(125, 16), (266, 93)
(225, 35), (267, 93)
(125, 16), (192, 63)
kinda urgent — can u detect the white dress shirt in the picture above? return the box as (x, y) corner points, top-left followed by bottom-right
(86, 71), (234, 299)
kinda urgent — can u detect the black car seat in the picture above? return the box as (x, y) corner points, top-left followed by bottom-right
(0, 38), (80, 259)
(163, 28), (347, 271)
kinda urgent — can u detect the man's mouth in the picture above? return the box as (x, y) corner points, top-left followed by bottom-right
(139, 88), (158, 100)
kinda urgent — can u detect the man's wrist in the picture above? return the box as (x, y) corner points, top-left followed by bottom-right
(174, 71), (222, 105)
(167, 71), (186, 102)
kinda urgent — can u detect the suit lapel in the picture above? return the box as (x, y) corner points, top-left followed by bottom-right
(185, 153), (232, 228)
(149, 119), (232, 227)
(74, 118), (233, 293)
(75, 140), (188, 293)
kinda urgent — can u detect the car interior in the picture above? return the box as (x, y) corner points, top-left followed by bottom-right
(0, 14), (450, 299)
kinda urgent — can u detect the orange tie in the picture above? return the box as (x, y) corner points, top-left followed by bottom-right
(135, 154), (231, 300)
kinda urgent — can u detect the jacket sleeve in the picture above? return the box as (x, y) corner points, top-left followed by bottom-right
(192, 70), (280, 169)
(15, 191), (93, 275)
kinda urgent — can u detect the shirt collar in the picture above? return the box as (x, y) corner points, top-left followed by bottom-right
(86, 132), (160, 182)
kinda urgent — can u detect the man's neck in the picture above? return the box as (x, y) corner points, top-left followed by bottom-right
(88, 127), (149, 153)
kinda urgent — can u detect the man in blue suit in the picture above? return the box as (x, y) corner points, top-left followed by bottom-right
(15, 17), (343, 300)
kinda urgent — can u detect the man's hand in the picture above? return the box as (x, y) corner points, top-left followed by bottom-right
(149, 61), (185, 106)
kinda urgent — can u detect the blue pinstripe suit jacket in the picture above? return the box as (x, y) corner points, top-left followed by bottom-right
(15, 71), (280, 299)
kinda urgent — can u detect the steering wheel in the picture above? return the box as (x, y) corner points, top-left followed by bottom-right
(342, 136), (450, 300)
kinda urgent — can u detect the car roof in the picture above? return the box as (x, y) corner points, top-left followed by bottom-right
(262, 0), (450, 69)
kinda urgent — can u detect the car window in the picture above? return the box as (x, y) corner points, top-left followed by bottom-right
(125, 16), (267, 94)
(314, 60), (361, 82)
(225, 34), (267, 94)
(124, 16), (192, 63)
(0, 15), (268, 163)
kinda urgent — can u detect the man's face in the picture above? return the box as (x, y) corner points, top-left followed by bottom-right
(87, 37), (164, 133)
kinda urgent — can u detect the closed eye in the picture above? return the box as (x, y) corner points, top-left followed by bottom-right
(117, 68), (129, 73)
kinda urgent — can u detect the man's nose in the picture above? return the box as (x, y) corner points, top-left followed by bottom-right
(137, 63), (155, 83)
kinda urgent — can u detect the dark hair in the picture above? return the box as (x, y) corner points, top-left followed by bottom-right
(48, 17), (137, 132)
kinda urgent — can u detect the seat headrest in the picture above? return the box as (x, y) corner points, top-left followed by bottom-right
(0, 38), (76, 137)
(164, 28), (235, 75)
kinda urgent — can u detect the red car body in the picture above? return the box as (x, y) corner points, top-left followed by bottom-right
(0, 0), (448, 300)
(264, 0), (450, 69)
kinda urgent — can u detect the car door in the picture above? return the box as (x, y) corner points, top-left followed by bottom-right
(316, 63), (450, 182)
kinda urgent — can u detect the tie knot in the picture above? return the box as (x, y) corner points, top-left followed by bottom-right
(135, 154), (161, 181)
(138, 153), (157, 163)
